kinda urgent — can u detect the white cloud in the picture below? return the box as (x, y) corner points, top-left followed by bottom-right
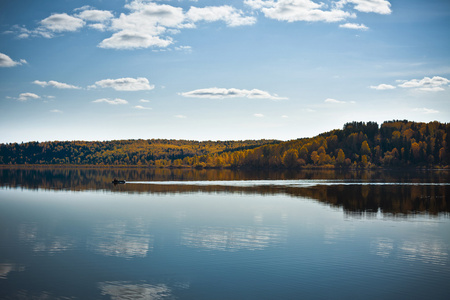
(50, 109), (63, 113)
(18, 93), (40, 101)
(281, 115), (289, 118)
(99, 31), (173, 49)
(174, 114), (187, 118)
(180, 87), (287, 100)
(245, 0), (355, 23)
(134, 105), (152, 110)
(0, 53), (27, 67)
(254, 113), (264, 117)
(370, 84), (396, 90)
(186, 6), (256, 27)
(76, 9), (114, 22)
(97, 1), (255, 49)
(325, 98), (346, 104)
(336, 0), (392, 15)
(33, 80), (81, 89)
(139, 99), (150, 103)
(88, 23), (108, 31)
(339, 23), (368, 30)
(93, 77), (155, 91)
(92, 98), (128, 105)
(40, 13), (85, 32)
(413, 108), (439, 114)
(398, 76), (449, 92)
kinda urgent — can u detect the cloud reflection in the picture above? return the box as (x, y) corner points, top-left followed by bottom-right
(18, 223), (75, 255)
(98, 281), (172, 300)
(88, 220), (153, 259)
(181, 225), (286, 251)
(399, 240), (448, 266)
(0, 263), (25, 279)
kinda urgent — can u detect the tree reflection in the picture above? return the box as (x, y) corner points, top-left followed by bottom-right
(1, 167), (449, 216)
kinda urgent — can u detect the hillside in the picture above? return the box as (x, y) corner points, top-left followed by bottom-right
(0, 139), (278, 166)
(1, 120), (449, 168)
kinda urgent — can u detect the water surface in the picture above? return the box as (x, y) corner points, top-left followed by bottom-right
(0, 168), (449, 299)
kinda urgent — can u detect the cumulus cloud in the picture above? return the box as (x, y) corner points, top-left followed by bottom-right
(370, 84), (396, 90)
(339, 22), (368, 30)
(97, 1), (256, 49)
(0, 53), (27, 67)
(92, 77), (155, 91)
(336, 0), (392, 15)
(18, 93), (40, 101)
(40, 13), (85, 32)
(99, 31), (173, 49)
(186, 6), (256, 27)
(245, 0), (355, 23)
(33, 80), (81, 89)
(76, 9), (114, 22)
(397, 76), (449, 92)
(180, 87), (287, 100)
(92, 98), (128, 105)
(413, 108), (439, 114)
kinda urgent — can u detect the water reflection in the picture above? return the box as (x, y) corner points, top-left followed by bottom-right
(98, 281), (173, 300)
(1, 167), (449, 217)
(18, 223), (75, 255)
(0, 263), (24, 279)
(399, 240), (448, 266)
(181, 225), (286, 251)
(88, 219), (153, 259)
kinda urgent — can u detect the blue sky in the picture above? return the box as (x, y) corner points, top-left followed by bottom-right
(1, 0), (449, 143)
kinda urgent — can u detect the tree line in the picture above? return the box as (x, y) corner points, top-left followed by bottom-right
(1, 120), (449, 168)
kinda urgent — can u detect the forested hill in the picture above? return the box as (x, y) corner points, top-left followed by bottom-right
(1, 120), (449, 168)
(0, 139), (278, 166)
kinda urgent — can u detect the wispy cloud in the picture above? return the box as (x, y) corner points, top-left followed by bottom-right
(413, 107), (439, 114)
(180, 87), (287, 100)
(139, 99), (150, 103)
(370, 84), (396, 90)
(18, 93), (40, 101)
(91, 77), (155, 91)
(325, 98), (346, 104)
(0, 53), (27, 67)
(33, 80), (81, 89)
(397, 76), (449, 92)
(92, 98), (128, 105)
(174, 114), (187, 118)
(339, 23), (368, 30)
(50, 109), (63, 113)
(134, 105), (152, 110)
(254, 113), (264, 117)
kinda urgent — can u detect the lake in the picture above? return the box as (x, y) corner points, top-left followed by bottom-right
(1, 167), (449, 299)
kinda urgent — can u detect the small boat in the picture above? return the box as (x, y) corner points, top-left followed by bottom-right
(112, 179), (126, 184)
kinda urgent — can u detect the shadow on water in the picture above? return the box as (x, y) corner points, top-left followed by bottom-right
(1, 167), (449, 217)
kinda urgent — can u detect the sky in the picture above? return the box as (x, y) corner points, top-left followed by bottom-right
(0, 0), (449, 143)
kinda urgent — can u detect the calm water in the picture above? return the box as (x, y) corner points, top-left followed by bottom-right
(1, 168), (449, 299)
